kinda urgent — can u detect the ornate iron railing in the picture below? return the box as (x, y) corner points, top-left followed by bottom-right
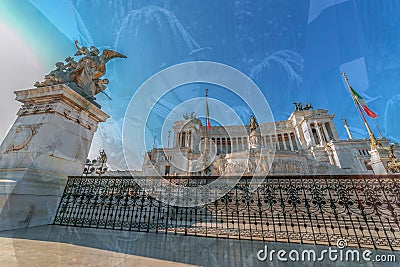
(54, 175), (400, 251)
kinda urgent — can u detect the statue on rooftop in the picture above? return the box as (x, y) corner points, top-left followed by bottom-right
(248, 115), (261, 150)
(293, 102), (302, 111)
(249, 115), (259, 133)
(303, 102), (313, 110)
(293, 102), (313, 111)
(34, 40), (127, 100)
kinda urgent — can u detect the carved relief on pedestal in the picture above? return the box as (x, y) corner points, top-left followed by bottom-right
(5, 124), (41, 153)
(17, 104), (57, 116)
(63, 108), (96, 130)
(256, 157), (268, 173)
(270, 159), (304, 174)
(18, 102), (97, 131)
(223, 159), (247, 174)
(210, 161), (220, 175)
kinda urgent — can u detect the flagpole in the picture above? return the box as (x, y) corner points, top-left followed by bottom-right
(206, 88), (209, 139)
(373, 119), (383, 138)
(341, 72), (378, 149)
(203, 88), (209, 176)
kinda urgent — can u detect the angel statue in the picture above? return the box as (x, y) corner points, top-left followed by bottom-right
(34, 40), (127, 101)
(303, 102), (313, 110)
(249, 115), (259, 133)
(293, 102), (303, 111)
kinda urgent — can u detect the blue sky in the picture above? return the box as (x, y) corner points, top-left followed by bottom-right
(1, 0), (399, 167)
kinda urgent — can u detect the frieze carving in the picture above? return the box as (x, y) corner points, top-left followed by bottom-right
(303, 113), (332, 119)
(308, 164), (329, 174)
(275, 121), (290, 130)
(5, 124), (41, 153)
(17, 103), (97, 131)
(271, 160), (304, 174)
(63, 109), (95, 130)
(18, 104), (57, 116)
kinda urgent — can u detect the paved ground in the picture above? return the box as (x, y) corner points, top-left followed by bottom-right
(0, 236), (194, 267)
(0, 225), (399, 267)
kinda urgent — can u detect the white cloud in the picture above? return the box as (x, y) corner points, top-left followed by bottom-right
(0, 20), (45, 142)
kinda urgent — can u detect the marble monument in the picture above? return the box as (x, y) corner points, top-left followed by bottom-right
(0, 41), (125, 230)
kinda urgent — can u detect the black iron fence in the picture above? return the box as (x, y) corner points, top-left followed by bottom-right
(54, 175), (400, 250)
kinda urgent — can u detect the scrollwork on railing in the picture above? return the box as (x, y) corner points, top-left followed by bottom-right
(54, 175), (400, 251)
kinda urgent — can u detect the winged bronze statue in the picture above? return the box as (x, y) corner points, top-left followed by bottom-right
(34, 40), (127, 100)
(92, 49), (127, 80)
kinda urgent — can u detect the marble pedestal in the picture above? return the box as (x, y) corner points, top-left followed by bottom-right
(369, 148), (389, 175)
(0, 85), (108, 230)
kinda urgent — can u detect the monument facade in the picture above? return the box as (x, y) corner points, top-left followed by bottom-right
(142, 107), (400, 176)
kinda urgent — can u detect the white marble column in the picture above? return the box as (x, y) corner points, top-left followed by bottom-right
(176, 132), (180, 148)
(288, 132), (294, 151)
(269, 135), (273, 149)
(329, 122), (339, 140)
(314, 121), (325, 146)
(307, 123), (316, 146)
(275, 134), (280, 150)
(235, 137), (239, 152)
(281, 133), (287, 150)
(322, 123), (330, 142)
(181, 131), (186, 147)
(291, 133), (299, 150)
(186, 131), (190, 148)
(190, 131), (195, 150)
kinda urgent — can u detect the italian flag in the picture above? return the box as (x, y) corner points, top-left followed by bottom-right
(350, 87), (378, 118)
